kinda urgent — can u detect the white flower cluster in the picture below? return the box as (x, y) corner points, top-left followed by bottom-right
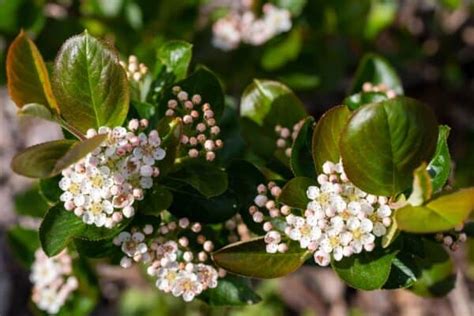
(165, 86), (223, 161)
(113, 219), (223, 302)
(30, 249), (78, 314)
(250, 161), (394, 266)
(59, 119), (166, 228)
(362, 82), (397, 99)
(212, 2), (292, 51)
(120, 55), (148, 82)
(275, 120), (305, 157)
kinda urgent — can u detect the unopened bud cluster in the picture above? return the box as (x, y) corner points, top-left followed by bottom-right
(165, 86), (223, 161)
(224, 214), (251, 243)
(59, 119), (166, 228)
(435, 223), (468, 251)
(275, 119), (305, 157)
(252, 160), (394, 266)
(362, 82), (397, 99)
(213, 3), (292, 51)
(114, 218), (224, 302)
(120, 55), (148, 82)
(30, 249), (78, 314)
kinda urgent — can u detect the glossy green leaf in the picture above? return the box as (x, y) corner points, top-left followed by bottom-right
(383, 255), (419, 289)
(312, 105), (350, 173)
(53, 31), (129, 133)
(14, 185), (49, 217)
(6, 31), (59, 112)
(407, 163), (432, 206)
(340, 96), (438, 196)
(7, 226), (40, 267)
(157, 40), (192, 81)
(201, 275), (262, 306)
(290, 116), (316, 178)
(74, 238), (120, 259)
(241, 79), (306, 127)
(17, 103), (54, 121)
(409, 239), (456, 297)
(40, 204), (130, 256)
(138, 185), (173, 216)
(332, 245), (398, 290)
(396, 188), (474, 233)
(213, 238), (310, 279)
(278, 177), (317, 209)
(261, 28), (302, 71)
(11, 134), (106, 178)
(168, 162), (228, 198)
(39, 175), (63, 204)
(169, 189), (238, 224)
(156, 117), (182, 175)
(343, 91), (389, 111)
(428, 125), (451, 192)
(349, 53), (403, 95)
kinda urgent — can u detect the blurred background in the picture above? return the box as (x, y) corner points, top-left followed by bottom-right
(0, 0), (473, 315)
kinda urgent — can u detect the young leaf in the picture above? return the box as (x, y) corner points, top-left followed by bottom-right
(53, 31), (129, 133)
(201, 275), (262, 306)
(11, 134), (106, 178)
(396, 188), (474, 233)
(312, 105), (350, 173)
(290, 116), (317, 178)
(241, 79), (306, 127)
(212, 237), (310, 279)
(278, 177), (317, 209)
(428, 125), (451, 192)
(340, 96), (438, 196)
(17, 103), (54, 121)
(6, 31), (59, 112)
(407, 163), (432, 206)
(157, 40), (192, 82)
(7, 226), (40, 267)
(331, 245), (398, 290)
(168, 161), (228, 198)
(349, 53), (403, 95)
(409, 239), (455, 297)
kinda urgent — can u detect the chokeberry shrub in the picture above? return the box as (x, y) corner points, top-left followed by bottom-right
(5, 30), (474, 315)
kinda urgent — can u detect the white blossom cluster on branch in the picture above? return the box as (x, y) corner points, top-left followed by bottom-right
(212, 2), (292, 51)
(113, 219), (225, 302)
(165, 86), (223, 161)
(120, 55), (149, 82)
(59, 119), (166, 228)
(30, 249), (78, 314)
(249, 160), (394, 266)
(275, 119), (305, 157)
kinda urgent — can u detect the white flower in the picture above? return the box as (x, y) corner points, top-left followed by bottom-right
(172, 271), (203, 302)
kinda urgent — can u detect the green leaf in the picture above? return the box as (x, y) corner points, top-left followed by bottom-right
(396, 188), (474, 233)
(14, 185), (49, 217)
(428, 125), (451, 192)
(312, 105), (351, 173)
(39, 175), (63, 204)
(407, 163), (432, 206)
(40, 204), (130, 256)
(7, 226), (40, 267)
(331, 245), (398, 290)
(349, 53), (403, 95)
(212, 237), (310, 279)
(340, 96), (438, 196)
(290, 116), (316, 178)
(156, 117), (182, 175)
(261, 28), (302, 71)
(169, 189), (238, 224)
(409, 239), (456, 297)
(17, 103), (54, 121)
(383, 255), (419, 289)
(241, 79), (306, 127)
(11, 134), (106, 178)
(343, 91), (389, 111)
(6, 31), (59, 112)
(74, 238), (120, 259)
(201, 275), (262, 306)
(137, 184), (173, 216)
(157, 40), (192, 82)
(278, 177), (317, 209)
(53, 31), (129, 133)
(168, 161), (228, 198)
